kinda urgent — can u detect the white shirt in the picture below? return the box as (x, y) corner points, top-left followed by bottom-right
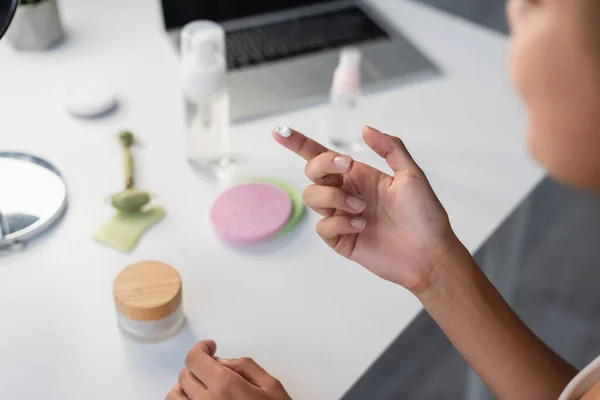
(559, 356), (600, 400)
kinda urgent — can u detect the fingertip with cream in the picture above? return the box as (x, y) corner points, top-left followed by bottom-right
(275, 126), (292, 138)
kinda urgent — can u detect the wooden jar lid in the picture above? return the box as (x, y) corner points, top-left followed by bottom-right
(113, 261), (182, 322)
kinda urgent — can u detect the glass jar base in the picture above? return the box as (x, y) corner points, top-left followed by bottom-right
(117, 306), (185, 343)
(118, 316), (185, 343)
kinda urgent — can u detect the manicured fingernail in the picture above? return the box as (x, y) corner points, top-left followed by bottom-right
(333, 155), (351, 169)
(346, 196), (366, 211)
(275, 126), (292, 138)
(351, 218), (366, 229)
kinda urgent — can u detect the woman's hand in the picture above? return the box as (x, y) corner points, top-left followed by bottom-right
(166, 341), (291, 400)
(273, 125), (579, 400)
(273, 125), (459, 293)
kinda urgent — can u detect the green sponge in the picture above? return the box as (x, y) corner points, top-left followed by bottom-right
(247, 178), (305, 237)
(93, 206), (166, 252)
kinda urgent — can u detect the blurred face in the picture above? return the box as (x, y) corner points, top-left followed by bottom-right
(508, 0), (600, 192)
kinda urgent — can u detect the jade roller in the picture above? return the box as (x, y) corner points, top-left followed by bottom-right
(110, 131), (151, 212)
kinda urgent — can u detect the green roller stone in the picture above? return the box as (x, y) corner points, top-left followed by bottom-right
(246, 177), (305, 236)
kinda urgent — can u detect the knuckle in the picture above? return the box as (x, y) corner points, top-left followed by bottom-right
(297, 135), (311, 155)
(303, 185), (339, 209)
(405, 165), (425, 179)
(315, 219), (327, 237)
(184, 348), (195, 367)
(238, 357), (254, 365)
(265, 376), (284, 393)
(178, 369), (188, 386)
(184, 341), (209, 368)
(389, 134), (403, 147)
(304, 151), (335, 178)
(303, 161), (311, 178)
(323, 151), (338, 161)
(304, 158), (320, 177)
(315, 218), (324, 232)
(302, 185), (315, 204)
(305, 158), (324, 179)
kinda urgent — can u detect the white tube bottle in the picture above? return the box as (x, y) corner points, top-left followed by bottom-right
(328, 47), (363, 150)
(181, 21), (231, 171)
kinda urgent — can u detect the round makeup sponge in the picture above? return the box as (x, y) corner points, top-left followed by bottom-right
(210, 183), (292, 244)
(63, 76), (118, 118)
(248, 178), (305, 236)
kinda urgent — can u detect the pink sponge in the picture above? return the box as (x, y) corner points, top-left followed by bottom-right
(210, 183), (292, 245)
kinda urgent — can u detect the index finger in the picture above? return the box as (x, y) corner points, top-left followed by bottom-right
(185, 340), (226, 387)
(273, 126), (329, 161)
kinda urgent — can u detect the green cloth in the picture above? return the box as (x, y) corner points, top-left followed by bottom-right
(93, 206), (165, 252)
(247, 178), (305, 237)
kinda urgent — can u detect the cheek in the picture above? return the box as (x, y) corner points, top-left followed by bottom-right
(507, 8), (567, 146)
(506, 0), (559, 131)
(508, 38), (534, 104)
(507, 6), (550, 112)
(511, 35), (600, 191)
(508, 32), (548, 144)
(507, 4), (600, 192)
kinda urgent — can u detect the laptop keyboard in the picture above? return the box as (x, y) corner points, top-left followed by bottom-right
(226, 7), (389, 70)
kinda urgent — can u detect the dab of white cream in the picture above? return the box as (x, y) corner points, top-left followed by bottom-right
(275, 126), (292, 138)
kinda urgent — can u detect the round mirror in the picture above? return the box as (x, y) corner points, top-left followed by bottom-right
(0, 153), (68, 251)
(0, 0), (18, 40)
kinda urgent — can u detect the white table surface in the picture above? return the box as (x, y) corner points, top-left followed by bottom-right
(0, 0), (543, 399)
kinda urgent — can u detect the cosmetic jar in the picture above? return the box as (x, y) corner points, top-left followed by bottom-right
(113, 261), (184, 342)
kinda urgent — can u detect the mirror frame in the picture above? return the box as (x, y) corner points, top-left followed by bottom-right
(0, 152), (68, 251)
(0, 0), (18, 40)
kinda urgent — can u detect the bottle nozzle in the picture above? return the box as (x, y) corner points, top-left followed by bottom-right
(332, 47), (361, 94)
(180, 20), (227, 100)
(338, 47), (361, 71)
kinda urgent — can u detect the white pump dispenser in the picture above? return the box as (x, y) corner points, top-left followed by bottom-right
(181, 21), (231, 170)
(328, 47), (363, 149)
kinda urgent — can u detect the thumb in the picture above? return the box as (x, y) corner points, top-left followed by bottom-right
(198, 340), (217, 357)
(218, 357), (273, 388)
(362, 126), (420, 174)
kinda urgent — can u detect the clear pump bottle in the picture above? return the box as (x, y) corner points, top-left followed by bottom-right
(328, 47), (363, 150)
(181, 21), (231, 171)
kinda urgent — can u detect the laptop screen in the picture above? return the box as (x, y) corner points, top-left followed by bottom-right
(161, 0), (341, 30)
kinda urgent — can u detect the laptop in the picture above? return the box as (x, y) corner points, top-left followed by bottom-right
(161, 0), (440, 122)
